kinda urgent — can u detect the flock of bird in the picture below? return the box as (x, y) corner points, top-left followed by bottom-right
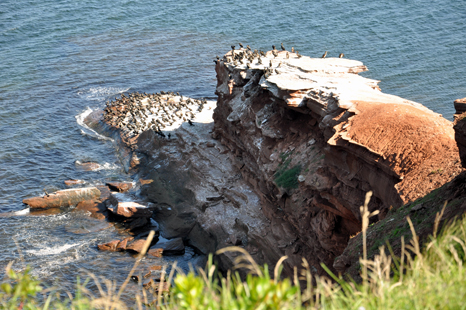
(103, 43), (342, 139)
(214, 42), (343, 69)
(103, 91), (207, 139)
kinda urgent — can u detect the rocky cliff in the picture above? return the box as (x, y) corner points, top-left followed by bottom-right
(211, 49), (462, 274)
(85, 48), (462, 276)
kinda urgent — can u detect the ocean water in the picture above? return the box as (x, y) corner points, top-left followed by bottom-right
(0, 0), (465, 297)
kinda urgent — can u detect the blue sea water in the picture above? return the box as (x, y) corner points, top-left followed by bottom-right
(0, 0), (465, 297)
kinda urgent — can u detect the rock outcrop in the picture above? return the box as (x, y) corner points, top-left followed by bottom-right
(23, 187), (101, 209)
(85, 49), (462, 276)
(454, 97), (466, 166)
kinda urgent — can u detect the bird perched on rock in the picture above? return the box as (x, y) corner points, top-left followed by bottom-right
(281, 42), (285, 51)
(339, 53), (344, 58)
(321, 51), (328, 58)
(231, 45), (235, 51)
(286, 52), (289, 59)
(291, 47), (295, 53)
(239, 43), (243, 48)
(272, 45), (276, 50)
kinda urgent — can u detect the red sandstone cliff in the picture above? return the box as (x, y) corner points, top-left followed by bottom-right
(211, 49), (462, 274)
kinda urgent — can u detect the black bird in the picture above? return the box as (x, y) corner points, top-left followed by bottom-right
(231, 45), (235, 51)
(272, 45), (276, 50)
(321, 51), (328, 58)
(281, 43), (285, 51)
(246, 45), (251, 51)
(188, 119), (194, 126)
(339, 53), (344, 58)
(239, 43), (243, 48)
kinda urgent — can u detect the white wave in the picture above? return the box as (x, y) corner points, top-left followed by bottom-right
(13, 208), (30, 215)
(77, 86), (130, 102)
(25, 243), (81, 256)
(95, 162), (120, 171)
(75, 107), (114, 142)
(111, 192), (134, 202)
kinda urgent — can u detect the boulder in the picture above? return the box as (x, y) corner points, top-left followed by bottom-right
(97, 240), (120, 251)
(23, 187), (101, 209)
(150, 237), (185, 256)
(126, 237), (157, 253)
(95, 185), (112, 201)
(108, 202), (152, 218)
(106, 182), (133, 193)
(454, 97), (466, 117)
(147, 248), (163, 258)
(116, 237), (134, 251)
(454, 107), (466, 168)
(125, 217), (149, 231)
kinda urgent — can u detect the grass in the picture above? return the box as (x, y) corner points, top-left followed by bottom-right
(2, 196), (466, 309)
(274, 151), (301, 190)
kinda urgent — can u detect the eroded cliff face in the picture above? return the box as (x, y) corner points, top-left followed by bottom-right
(211, 49), (463, 274)
(86, 50), (462, 277)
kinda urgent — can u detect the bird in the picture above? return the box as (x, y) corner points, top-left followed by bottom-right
(239, 42), (243, 48)
(286, 52), (289, 59)
(231, 45), (235, 50)
(291, 47), (295, 53)
(281, 43), (286, 51)
(321, 51), (328, 58)
(44, 189), (50, 197)
(339, 53), (344, 58)
(188, 119), (194, 126)
(272, 45), (276, 50)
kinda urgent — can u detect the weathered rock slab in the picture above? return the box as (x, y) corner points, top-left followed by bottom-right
(23, 187), (101, 209)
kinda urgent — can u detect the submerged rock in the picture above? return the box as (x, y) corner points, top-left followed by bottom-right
(23, 187), (101, 209)
(64, 179), (85, 186)
(75, 161), (101, 171)
(74, 199), (107, 220)
(65, 217), (113, 234)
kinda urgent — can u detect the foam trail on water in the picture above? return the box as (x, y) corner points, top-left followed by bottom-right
(76, 107), (114, 141)
(25, 243), (81, 256)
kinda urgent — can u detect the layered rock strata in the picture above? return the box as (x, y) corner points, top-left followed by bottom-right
(85, 51), (462, 276)
(211, 49), (463, 273)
